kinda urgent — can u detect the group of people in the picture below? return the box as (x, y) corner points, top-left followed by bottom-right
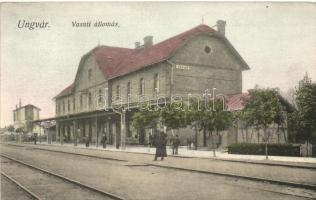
(152, 131), (181, 161)
(83, 133), (107, 148)
(49, 128), (186, 162)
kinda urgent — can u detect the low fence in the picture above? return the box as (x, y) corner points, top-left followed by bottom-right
(228, 143), (314, 157)
(0, 133), (47, 143)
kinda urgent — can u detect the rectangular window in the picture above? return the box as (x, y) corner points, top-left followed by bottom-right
(98, 89), (102, 102)
(116, 85), (121, 100)
(80, 95), (83, 109)
(88, 92), (92, 106)
(88, 69), (92, 80)
(68, 99), (71, 112)
(153, 73), (159, 93)
(73, 98), (76, 111)
(139, 78), (145, 95)
(127, 82), (131, 98)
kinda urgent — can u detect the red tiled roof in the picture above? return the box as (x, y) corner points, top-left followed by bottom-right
(56, 24), (215, 98)
(94, 46), (133, 80)
(55, 83), (74, 98)
(107, 24), (215, 79)
(226, 93), (251, 111)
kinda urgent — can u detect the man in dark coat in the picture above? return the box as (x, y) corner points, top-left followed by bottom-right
(149, 134), (153, 147)
(101, 133), (107, 149)
(172, 135), (180, 155)
(154, 131), (167, 161)
(33, 133), (38, 145)
(85, 136), (90, 147)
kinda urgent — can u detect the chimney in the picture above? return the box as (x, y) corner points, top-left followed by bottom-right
(19, 99), (22, 108)
(135, 41), (141, 49)
(16, 104), (18, 109)
(143, 35), (153, 48)
(216, 20), (226, 35)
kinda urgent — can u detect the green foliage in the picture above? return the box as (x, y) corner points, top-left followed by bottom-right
(7, 125), (15, 132)
(244, 89), (284, 130)
(15, 127), (24, 133)
(186, 99), (233, 134)
(227, 143), (300, 156)
(132, 110), (159, 130)
(160, 103), (187, 130)
(289, 74), (316, 143)
(132, 99), (233, 138)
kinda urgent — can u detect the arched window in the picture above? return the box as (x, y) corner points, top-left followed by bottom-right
(139, 78), (145, 95)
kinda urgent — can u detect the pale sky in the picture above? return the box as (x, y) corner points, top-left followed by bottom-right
(1, 2), (316, 127)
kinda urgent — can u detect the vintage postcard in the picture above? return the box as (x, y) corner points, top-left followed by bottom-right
(0, 2), (316, 200)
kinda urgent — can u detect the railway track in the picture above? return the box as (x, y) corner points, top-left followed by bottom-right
(0, 154), (125, 200)
(3, 142), (315, 170)
(3, 143), (316, 191)
(1, 143), (315, 199)
(1, 172), (37, 200)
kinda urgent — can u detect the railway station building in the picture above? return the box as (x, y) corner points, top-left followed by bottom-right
(47, 21), (290, 149)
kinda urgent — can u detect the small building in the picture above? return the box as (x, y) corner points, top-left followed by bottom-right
(13, 101), (42, 134)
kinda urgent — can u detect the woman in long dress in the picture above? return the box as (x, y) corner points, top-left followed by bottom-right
(154, 131), (167, 161)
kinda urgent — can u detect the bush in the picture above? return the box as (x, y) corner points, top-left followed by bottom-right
(227, 143), (301, 157)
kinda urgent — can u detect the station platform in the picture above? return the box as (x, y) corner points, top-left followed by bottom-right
(21, 140), (316, 165)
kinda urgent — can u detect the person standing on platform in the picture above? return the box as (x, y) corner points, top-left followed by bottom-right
(101, 133), (107, 149)
(172, 135), (180, 155)
(85, 136), (90, 147)
(154, 131), (167, 161)
(33, 133), (38, 145)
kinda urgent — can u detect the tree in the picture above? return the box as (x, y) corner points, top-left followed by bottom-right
(7, 125), (15, 133)
(160, 102), (187, 134)
(289, 74), (316, 146)
(233, 110), (255, 143)
(186, 100), (210, 148)
(132, 110), (160, 130)
(15, 127), (24, 133)
(187, 99), (232, 156)
(244, 88), (285, 159)
(207, 99), (232, 157)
